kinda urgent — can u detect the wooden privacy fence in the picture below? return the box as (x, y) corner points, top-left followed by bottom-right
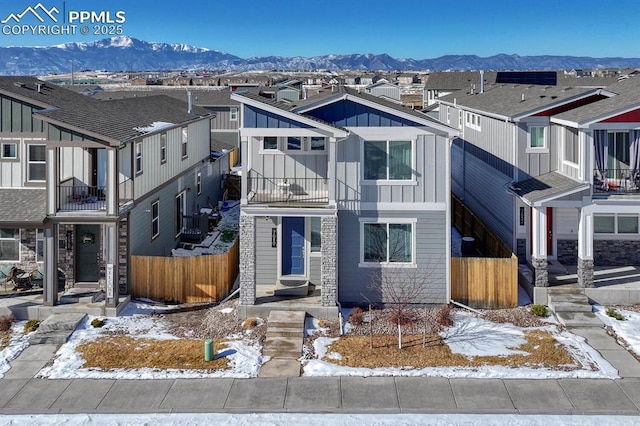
(131, 239), (239, 304)
(451, 255), (518, 309)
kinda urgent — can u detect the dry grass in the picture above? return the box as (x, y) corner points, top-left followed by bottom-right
(323, 330), (579, 370)
(0, 333), (9, 351)
(77, 336), (231, 371)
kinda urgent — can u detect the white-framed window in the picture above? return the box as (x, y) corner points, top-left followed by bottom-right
(310, 136), (326, 151)
(230, 107), (238, 121)
(135, 141), (143, 175)
(196, 171), (202, 195)
(363, 140), (412, 181)
(465, 112), (481, 131)
(0, 228), (20, 262)
(360, 220), (415, 265)
(458, 110), (463, 130)
(27, 144), (46, 181)
(263, 136), (278, 150)
(1, 142), (17, 159)
(528, 126), (547, 150)
(310, 217), (321, 253)
(446, 106), (451, 124)
(151, 200), (160, 240)
(160, 134), (167, 164)
(175, 191), (186, 237)
(287, 136), (301, 151)
(36, 229), (44, 262)
(594, 214), (639, 234)
(181, 127), (188, 159)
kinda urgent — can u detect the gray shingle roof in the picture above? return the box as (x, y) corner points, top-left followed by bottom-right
(509, 172), (589, 204)
(439, 84), (599, 119)
(0, 189), (46, 224)
(424, 71), (498, 90)
(553, 76), (640, 125)
(92, 88), (239, 107)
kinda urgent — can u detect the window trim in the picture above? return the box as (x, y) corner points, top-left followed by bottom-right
(230, 107), (238, 121)
(465, 112), (481, 131)
(309, 217), (322, 255)
(181, 127), (188, 160)
(196, 171), (202, 195)
(160, 134), (167, 164)
(286, 136), (302, 152)
(261, 136), (279, 152)
(527, 125), (548, 153)
(594, 213), (639, 235)
(563, 127), (579, 166)
(27, 144), (46, 182)
(0, 228), (20, 263)
(358, 218), (416, 267)
(1, 141), (18, 161)
(135, 141), (143, 175)
(361, 139), (415, 184)
(151, 200), (160, 240)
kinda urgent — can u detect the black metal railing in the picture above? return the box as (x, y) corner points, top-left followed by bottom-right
(247, 172), (328, 204)
(58, 185), (107, 211)
(593, 169), (640, 194)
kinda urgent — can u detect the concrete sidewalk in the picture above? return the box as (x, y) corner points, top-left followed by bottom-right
(0, 376), (640, 415)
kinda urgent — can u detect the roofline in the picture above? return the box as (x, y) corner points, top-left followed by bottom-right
(231, 92), (349, 138)
(297, 92), (459, 137)
(562, 102), (640, 128)
(34, 114), (120, 147)
(506, 181), (590, 207)
(121, 114), (215, 144)
(0, 88), (56, 110)
(512, 88), (611, 121)
(438, 99), (511, 122)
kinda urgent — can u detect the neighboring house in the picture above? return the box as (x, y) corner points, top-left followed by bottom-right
(231, 86), (458, 317)
(0, 77), (223, 314)
(423, 71), (497, 108)
(438, 78), (640, 292)
(365, 81), (401, 102)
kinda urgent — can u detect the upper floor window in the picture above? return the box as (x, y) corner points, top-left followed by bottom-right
(1, 142), (17, 160)
(528, 126), (547, 151)
(287, 136), (301, 151)
(27, 145), (46, 181)
(466, 112), (481, 131)
(310, 137), (326, 151)
(181, 127), (188, 159)
(364, 140), (412, 181)
(446, 106), (451, 124)
(230, 107), (238, 121)
(0, 228), (19, 262)
(160, 134), (167, 164)
(135, 142), (143, 175)
(458, 110), (463, 130)
(263, 136), (278, 150)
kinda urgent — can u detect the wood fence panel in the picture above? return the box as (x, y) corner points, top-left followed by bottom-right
(131, 240), (239, 304)
(451, 255), (518, 309)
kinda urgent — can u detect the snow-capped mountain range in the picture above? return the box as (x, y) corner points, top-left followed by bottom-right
(1, 36), (640, 75)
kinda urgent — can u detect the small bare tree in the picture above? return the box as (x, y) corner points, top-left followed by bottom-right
(367, 262), (443, 349)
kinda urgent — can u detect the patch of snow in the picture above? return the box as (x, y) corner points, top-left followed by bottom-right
(219, 307), (234, 314)
(134, 121), (175, 134)
(0, 321), (31, 379)
(305, 317), (329, 337)
(595, 305), (640, 356)
(171, 204), (239, 257)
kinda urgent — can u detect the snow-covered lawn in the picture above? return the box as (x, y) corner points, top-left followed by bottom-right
(594, 305), (640, 357)
(0, 321), (30, 379)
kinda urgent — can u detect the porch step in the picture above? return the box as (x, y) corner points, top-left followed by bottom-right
(274, 280), (310, 297)
(554, 311), (602, 328)
(547, 288), (598, 327)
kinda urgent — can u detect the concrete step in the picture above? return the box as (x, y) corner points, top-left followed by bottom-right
(549, 302), (593, 313)
(548, 287), (584, 295)
(274, 280), (309, 297)
(28, 312), (86, 345)
(555, 311), (603, 328)
(548, 294), (590, 304)
(266, 329), (303, 338)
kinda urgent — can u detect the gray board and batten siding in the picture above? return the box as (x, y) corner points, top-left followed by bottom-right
(250, 146), (328, 182)
(337, 209), (448, 306)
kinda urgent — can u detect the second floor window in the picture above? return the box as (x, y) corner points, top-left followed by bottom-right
(196, 171), (202, 195)
(608, 131), (630, 170)
(1, 142), (17, 159)
(160, 134), (167, 163)
(135, 142), (143, 174)
(230, 107), (238, 121)
(181, 128), (188, 159)
(364, 140), (412, 181)
(263, 136), (278, 150)
(529, 126), (546, 149)
(151, 201), (160, 240)
(310, 137), (325, 151)
(27, 145), (46, 181)
(564, 128), (579, 164)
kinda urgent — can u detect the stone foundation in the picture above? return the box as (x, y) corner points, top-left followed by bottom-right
(320, 216), (337, 307)
(578, 257), (595, 288)
(531, 257), (548, 287)
(557, 239), (578, 266)
(239, 215), (256, 305)
(594, 240), (640, 266)
(118, 218), (128, 295)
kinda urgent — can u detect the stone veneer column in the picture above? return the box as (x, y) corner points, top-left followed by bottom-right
(320, 215), (337, 307)
(239, 215), (256, 305)
(577, 257), (595, 288)
(531, 257), (549, 287)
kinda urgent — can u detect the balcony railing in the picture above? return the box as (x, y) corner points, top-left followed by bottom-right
(593, 169), (640, 194)
(247, 171), (328, 204)
(57, 178), (134, 212)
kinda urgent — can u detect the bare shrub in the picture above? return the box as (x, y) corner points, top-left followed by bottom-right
(0, 316), (15, 333)
(436, 304), (454, 328)
(348, 307), (364, 326)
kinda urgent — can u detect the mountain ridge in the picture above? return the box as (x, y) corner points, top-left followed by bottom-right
(1, 36), (640, 75)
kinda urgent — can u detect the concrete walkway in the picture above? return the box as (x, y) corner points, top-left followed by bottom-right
(259, 310), (306, 377)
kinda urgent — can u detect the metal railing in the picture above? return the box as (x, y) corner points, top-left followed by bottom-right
(57, 178), (134, 211)
(593, 169), (640, 194)
(247, 172), (329, 204)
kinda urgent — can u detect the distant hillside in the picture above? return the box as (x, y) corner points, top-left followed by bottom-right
(1, 36), (640, 75)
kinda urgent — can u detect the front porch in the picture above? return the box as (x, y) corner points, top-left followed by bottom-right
(237, 284), (339, 319)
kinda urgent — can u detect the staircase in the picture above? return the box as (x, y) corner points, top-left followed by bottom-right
(258, 310), (306, 377)
(547, 288), (601, 327)
(28, 312), (87, 345)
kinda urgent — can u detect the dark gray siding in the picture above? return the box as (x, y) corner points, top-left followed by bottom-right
(208, 107), (239, 131)
(0, 96), (45, 133)
(337, 209), (448, 305)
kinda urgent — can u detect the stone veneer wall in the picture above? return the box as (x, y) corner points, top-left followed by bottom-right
(516, 239), (526, 264)
(320, 216), (337, 307)
(593, 240), (640, 266)
(58, 224), (74, 289)
(557, 239), (578, 266)
(577, 257), (595, 288)
(239, 215), (256, 305)
(17, 228), (38, 271)
(531, 257), (548, 287)
(118, 218), (128, 295)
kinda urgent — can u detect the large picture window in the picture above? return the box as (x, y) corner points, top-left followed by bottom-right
(362, 222), (413, 264)
(594, 214), (639, 234)
(364, 140), (412, 181)
(0, 228), (20, 262)
(27, 145), (46, 181)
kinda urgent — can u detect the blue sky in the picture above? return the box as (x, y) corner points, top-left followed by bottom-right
(0, 0), (639, 59)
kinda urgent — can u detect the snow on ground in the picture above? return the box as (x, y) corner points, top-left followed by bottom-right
(594, 305), (640, 356)
(1, 413), (640, 426)
(2, 413), (640, 426)
(0, 321), (30, 379)
(303, 310), (618, 379)
(35, 300), (262, 380)
(171, 202), (240, 257)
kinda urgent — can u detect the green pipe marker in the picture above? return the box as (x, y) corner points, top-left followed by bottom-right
(204, 339), (214, 361)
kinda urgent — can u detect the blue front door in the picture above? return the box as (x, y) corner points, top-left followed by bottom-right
(282, 217), (305, 276)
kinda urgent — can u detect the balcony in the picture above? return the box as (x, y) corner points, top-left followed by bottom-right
(57, 179), (134, 212)
(247, 170), (328, 205)
(593, 169), (640, 195)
